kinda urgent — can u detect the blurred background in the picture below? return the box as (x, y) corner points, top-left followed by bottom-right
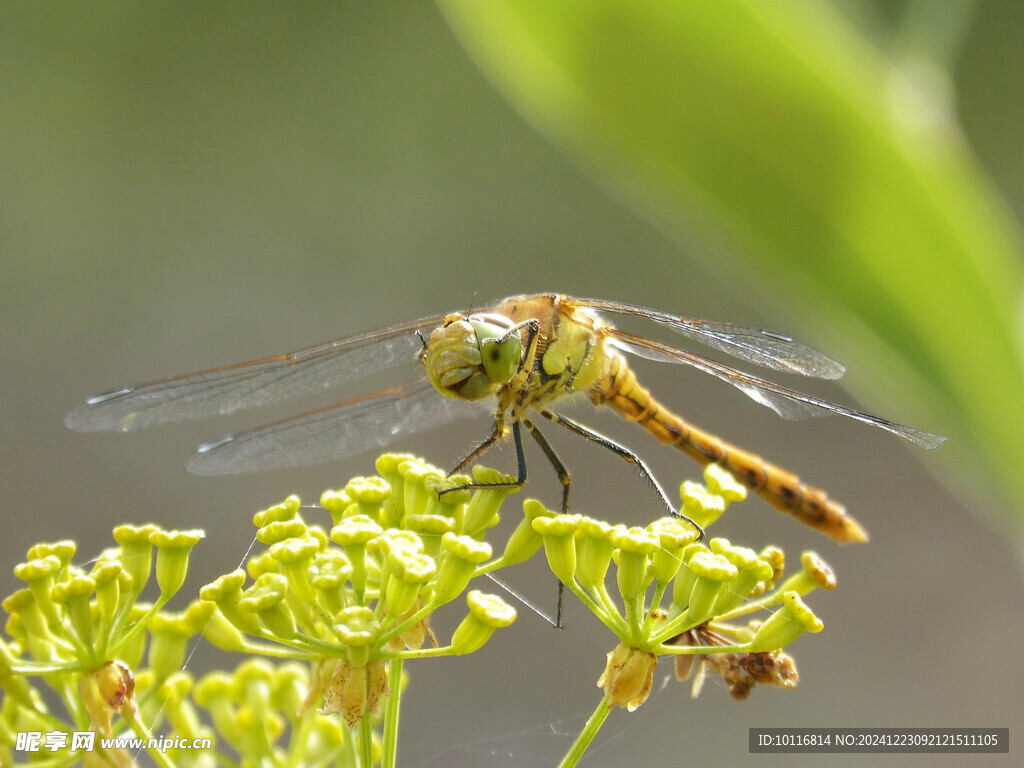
(3, 1), (1022, 766)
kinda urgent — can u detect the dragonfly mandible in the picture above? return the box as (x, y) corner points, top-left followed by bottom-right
(65, 294), (946, 542)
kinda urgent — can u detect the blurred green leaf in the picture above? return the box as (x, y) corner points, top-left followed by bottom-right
(436, 0), (1024, 539)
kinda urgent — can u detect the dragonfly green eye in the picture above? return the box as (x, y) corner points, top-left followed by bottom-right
(473, 321), (522, 385)
(422, 314), (523, 402)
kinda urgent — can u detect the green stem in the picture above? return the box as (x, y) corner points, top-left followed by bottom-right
(108, 595), (169, 657)
(659, 642), (748, 656)
(286, 710), (314, 768)
(377, 603), (433, 648)
(380, 658), (404, 768)
(649, 608), (701, 646)
(621, 594), (646, 644)
(225, 627), (347, 659)
(7, 660), (90, 675)
(123, 707), (177, 768)
(567, 582), (625, 635)
(388, 646), (453, 659)
(341, 723), (358, 768)
(558, 695), (612, 768)
(590, 582), (628, 634)
(56, 676), (90, 731)
(358, 719), (374, 767)
(306, 744), (349, 768)
(717, 589), (785, 621)
(645, 582), (669, 621)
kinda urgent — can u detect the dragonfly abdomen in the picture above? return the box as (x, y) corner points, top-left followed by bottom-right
(592, 354), (868, 543)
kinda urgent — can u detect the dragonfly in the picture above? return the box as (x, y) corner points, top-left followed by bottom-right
(65, 294), (946, 543)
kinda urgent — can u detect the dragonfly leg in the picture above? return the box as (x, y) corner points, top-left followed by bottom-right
(521, 417), (571, 513)
(539, 409), (704, 540)
(449, 422), (502, 474)
(501, 317), (540, 347)
(509, 319), (542, 389)
(441, 419), (528, 496)
(445, 415), (570, 627)
(517, 417), (574, 629)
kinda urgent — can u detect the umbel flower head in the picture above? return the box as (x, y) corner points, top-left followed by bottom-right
(1, 451), (843, 768)
(198, 455), (524, 729)
(531, 463), (833, 712)
(1, 526), (205, 766)
(1, 529), (203, 697)
(187, 659), (355, 765)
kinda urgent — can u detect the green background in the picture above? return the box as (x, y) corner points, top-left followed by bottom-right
(2, 2), (1021, 765)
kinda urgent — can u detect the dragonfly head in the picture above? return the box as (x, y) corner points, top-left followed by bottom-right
(423, 313), (523, 401)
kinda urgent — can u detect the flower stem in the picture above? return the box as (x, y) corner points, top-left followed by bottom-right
(358, 718), (374, 767)
(108, 595), (169, 656)
(381, 658), (404, 768)
(122, 707), (176, 768)
(558, 695), (612, 768)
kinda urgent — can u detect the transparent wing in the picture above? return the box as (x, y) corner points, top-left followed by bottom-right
(606, 329), (946, 449)
(570, 297), (846, 379)
(186, 379), (493, 475)
(64, 312), (453, 432)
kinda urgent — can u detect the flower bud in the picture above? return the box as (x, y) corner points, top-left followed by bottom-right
(51, 573), (96, 644)
(344, 476), (392, 521)
(704, 464), (747, 502)
(449, 591), (516, 654)
(269, 536), (321, 603)
(500, 499), (552, 566)
(533, 514), (581, 587)
(147, 613), (191, 681)
(463, 466), (518, 536)
(678, 481), (726, 529)
(384, 551), (436, 618)
(200, 570), (260, 634)
(748, 592), (823, 652)
(150, 529), (204, 598)
(375, 453), (419, 525)
(610, 526), (658, 602)
(647, 518), (699, 585)
(238, 574), (295, 639)
(682, 551), (737, 625)
(253, 496), (302, 528)
(319, 489), (352, 525)
(335, 606), (380, 668)
(707, 540), (774, 615)
(432, 533), (491, 607)
(112, 524), (159, 594)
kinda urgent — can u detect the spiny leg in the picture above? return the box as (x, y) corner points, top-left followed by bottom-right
(441, 419), (528, 497)
(508, 318), (541, 385)
(443, 419), (569, 626)
(446, 417), (569, 627)
(450, 419), (503, 475)
(522, 417), (571, 513)
(499, 317), (540, 349)
(539, 409), (704, 540)
(522, 417), (571, 629)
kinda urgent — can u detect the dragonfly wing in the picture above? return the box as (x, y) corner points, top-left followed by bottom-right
(186, 379), (493, 475)
(64, 312), (452, 432)
(570, 297), (846, 379)
(606, 329), (946, 449)
(608, 335), (823, 420)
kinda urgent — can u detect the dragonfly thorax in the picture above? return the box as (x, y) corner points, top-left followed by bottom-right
(423, 313), (523, 402)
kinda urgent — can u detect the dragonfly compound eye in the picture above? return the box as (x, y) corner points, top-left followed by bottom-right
(424, 316), (518, 402)
(473, 322), (522, 386)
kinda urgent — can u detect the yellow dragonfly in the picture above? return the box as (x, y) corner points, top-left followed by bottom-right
(65, 294), (945, 542)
